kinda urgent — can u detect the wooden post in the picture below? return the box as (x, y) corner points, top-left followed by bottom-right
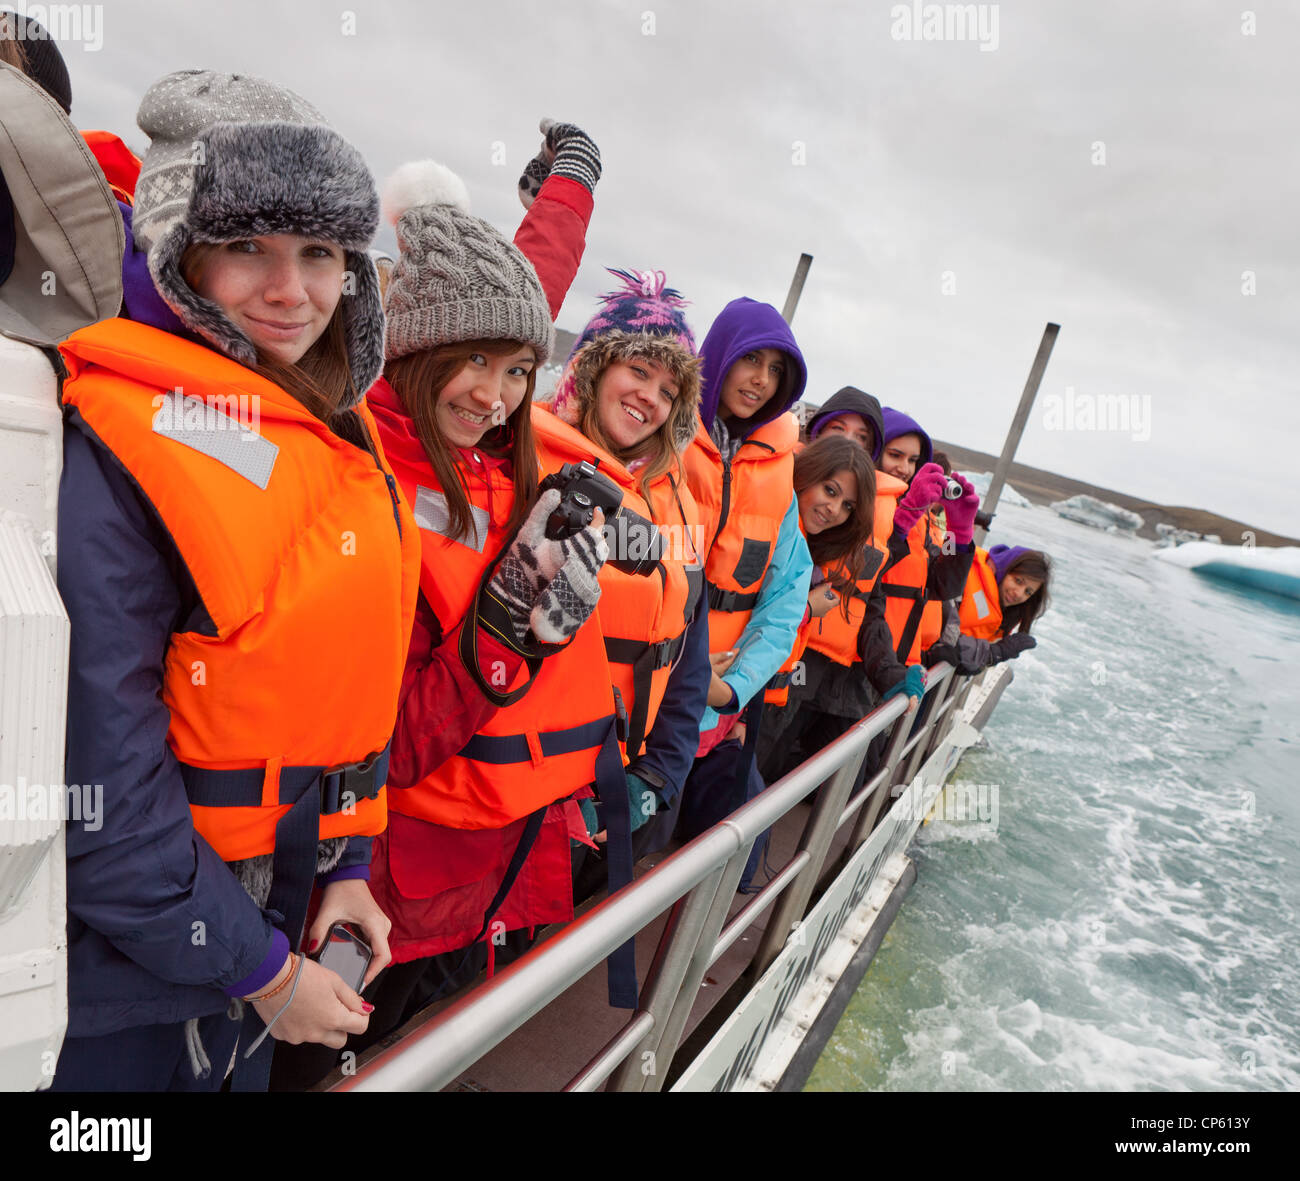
(781, 253), (813, 325)
(976, 322), (1060, 547)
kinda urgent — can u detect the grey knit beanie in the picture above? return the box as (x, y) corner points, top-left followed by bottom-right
(381, 160), (554, 365)
(132, 70), (384, 401)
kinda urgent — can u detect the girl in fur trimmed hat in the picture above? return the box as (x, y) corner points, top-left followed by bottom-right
(51, 70), (412, 1092)
(533, 270), (712, 915)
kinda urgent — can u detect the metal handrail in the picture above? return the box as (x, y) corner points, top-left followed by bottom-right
(337, 665), (969, 1093)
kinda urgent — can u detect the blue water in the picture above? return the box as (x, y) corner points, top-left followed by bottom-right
(806, 501), (1300, 1092)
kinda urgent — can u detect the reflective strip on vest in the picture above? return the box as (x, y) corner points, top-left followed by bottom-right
(958, 547), (1004, 641)
(151, 390), (279, 489)
(413, 484), (490, 553)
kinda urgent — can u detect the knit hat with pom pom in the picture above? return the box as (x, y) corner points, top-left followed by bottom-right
(544, 268), (701, 459)
(382, 159), (554, 364)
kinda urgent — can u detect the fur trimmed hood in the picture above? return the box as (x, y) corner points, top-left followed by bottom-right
(541, 329), (703, 462)
(132, 72), (384, 402)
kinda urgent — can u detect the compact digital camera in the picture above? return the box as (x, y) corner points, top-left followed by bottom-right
(541, 461), (663, 576)
(943, 477), (965, 500)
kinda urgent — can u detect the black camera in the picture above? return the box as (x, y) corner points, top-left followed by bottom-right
(540, 461), (663, 576)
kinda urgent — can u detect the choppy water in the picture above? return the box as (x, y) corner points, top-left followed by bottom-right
(806, 502), (1300, 1092)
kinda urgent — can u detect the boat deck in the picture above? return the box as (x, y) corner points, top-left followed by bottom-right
(326, 795), (863, 1092)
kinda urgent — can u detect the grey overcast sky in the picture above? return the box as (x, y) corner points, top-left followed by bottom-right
(38, 0), (1298, 536)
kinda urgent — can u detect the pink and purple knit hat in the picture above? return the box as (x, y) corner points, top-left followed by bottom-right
(549, 268), (699, 432)
(570, 268), (696, 355)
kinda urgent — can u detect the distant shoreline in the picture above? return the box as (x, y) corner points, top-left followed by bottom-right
(932, 440), (1297, 548)
(549, 329), (1293, 546)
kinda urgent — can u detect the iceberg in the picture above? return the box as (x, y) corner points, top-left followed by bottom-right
(965, 471), (1032, 508)
(1050, 494), (1143, 534)
(1153, 542), (1300, 602)
(1154, 522), (1222, 549)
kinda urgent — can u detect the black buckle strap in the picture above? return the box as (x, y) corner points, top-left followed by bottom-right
(179, 743), (390, 815)
(708, 584), (760, 613)
(604, 630), (686, 672)
(603, 632), (686, 759)
(319, 748), (389, 815)
(895, 597), (927, 663)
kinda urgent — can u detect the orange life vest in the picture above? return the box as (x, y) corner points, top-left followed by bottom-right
(683, 411), (799, 654)
(59, 319), (420, 862)
(958, 546), (1004, 640)
(870, 470), (941, 666)
(371, 384), (618, 830)
(82, 130), (141, 206)
(802, 483), (895, 669)
(915, 512), (950, 652)
(765, 613), (813, 706)
(532, 407), (703, 759)
(805, 472), (901, 668)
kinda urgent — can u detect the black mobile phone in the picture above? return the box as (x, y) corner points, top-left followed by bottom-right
(312, 922), (372, 994)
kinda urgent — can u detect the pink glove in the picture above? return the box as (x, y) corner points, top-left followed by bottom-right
(893, 463), (947, 535)
(943, 473), (980, 545)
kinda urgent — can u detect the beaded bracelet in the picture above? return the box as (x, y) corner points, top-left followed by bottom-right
(246, 954), (297, 1003)
(243, 953), (306, 1060)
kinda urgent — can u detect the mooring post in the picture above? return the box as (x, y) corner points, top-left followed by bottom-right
(781, 253), (814, 325)
(976, 322), (1060, 546)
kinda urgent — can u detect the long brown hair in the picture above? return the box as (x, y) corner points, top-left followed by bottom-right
(566, 335), (702, 504)
(793, 435), (877, 618)
(180, 242), (358, 423)
(0, 16), (28, 70)
(578, 398), (681, 502)
(385, 339), (540, 543)
(1000, 550), (1052, 635)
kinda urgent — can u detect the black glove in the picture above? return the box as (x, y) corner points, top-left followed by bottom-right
(922, 642), (960, 670)
(989, 633), (1037, 663)
(518, 118), (602, 208)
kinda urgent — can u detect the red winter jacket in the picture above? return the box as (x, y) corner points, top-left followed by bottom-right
(369, 172), (596, 964)
(379, 171), (594, 787)
(512, 174), (592, 320)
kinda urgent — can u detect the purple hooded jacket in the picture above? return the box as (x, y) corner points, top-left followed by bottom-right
(988, 544), (1031, 584)
(699, 298), (807, 435)
(879, 406), (934, 472)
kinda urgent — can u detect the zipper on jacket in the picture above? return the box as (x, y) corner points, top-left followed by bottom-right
(382, 471), (403, 538)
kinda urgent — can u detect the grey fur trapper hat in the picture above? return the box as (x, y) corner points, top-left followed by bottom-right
(132, 70), (384, 401)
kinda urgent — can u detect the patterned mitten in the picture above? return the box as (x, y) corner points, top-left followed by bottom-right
(487, 489), (608, 645)
(530, 523), (607, 643)
(518, 118), (601, 208)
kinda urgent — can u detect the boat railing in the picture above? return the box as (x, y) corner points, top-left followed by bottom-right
(336, 660), (988, 1092)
